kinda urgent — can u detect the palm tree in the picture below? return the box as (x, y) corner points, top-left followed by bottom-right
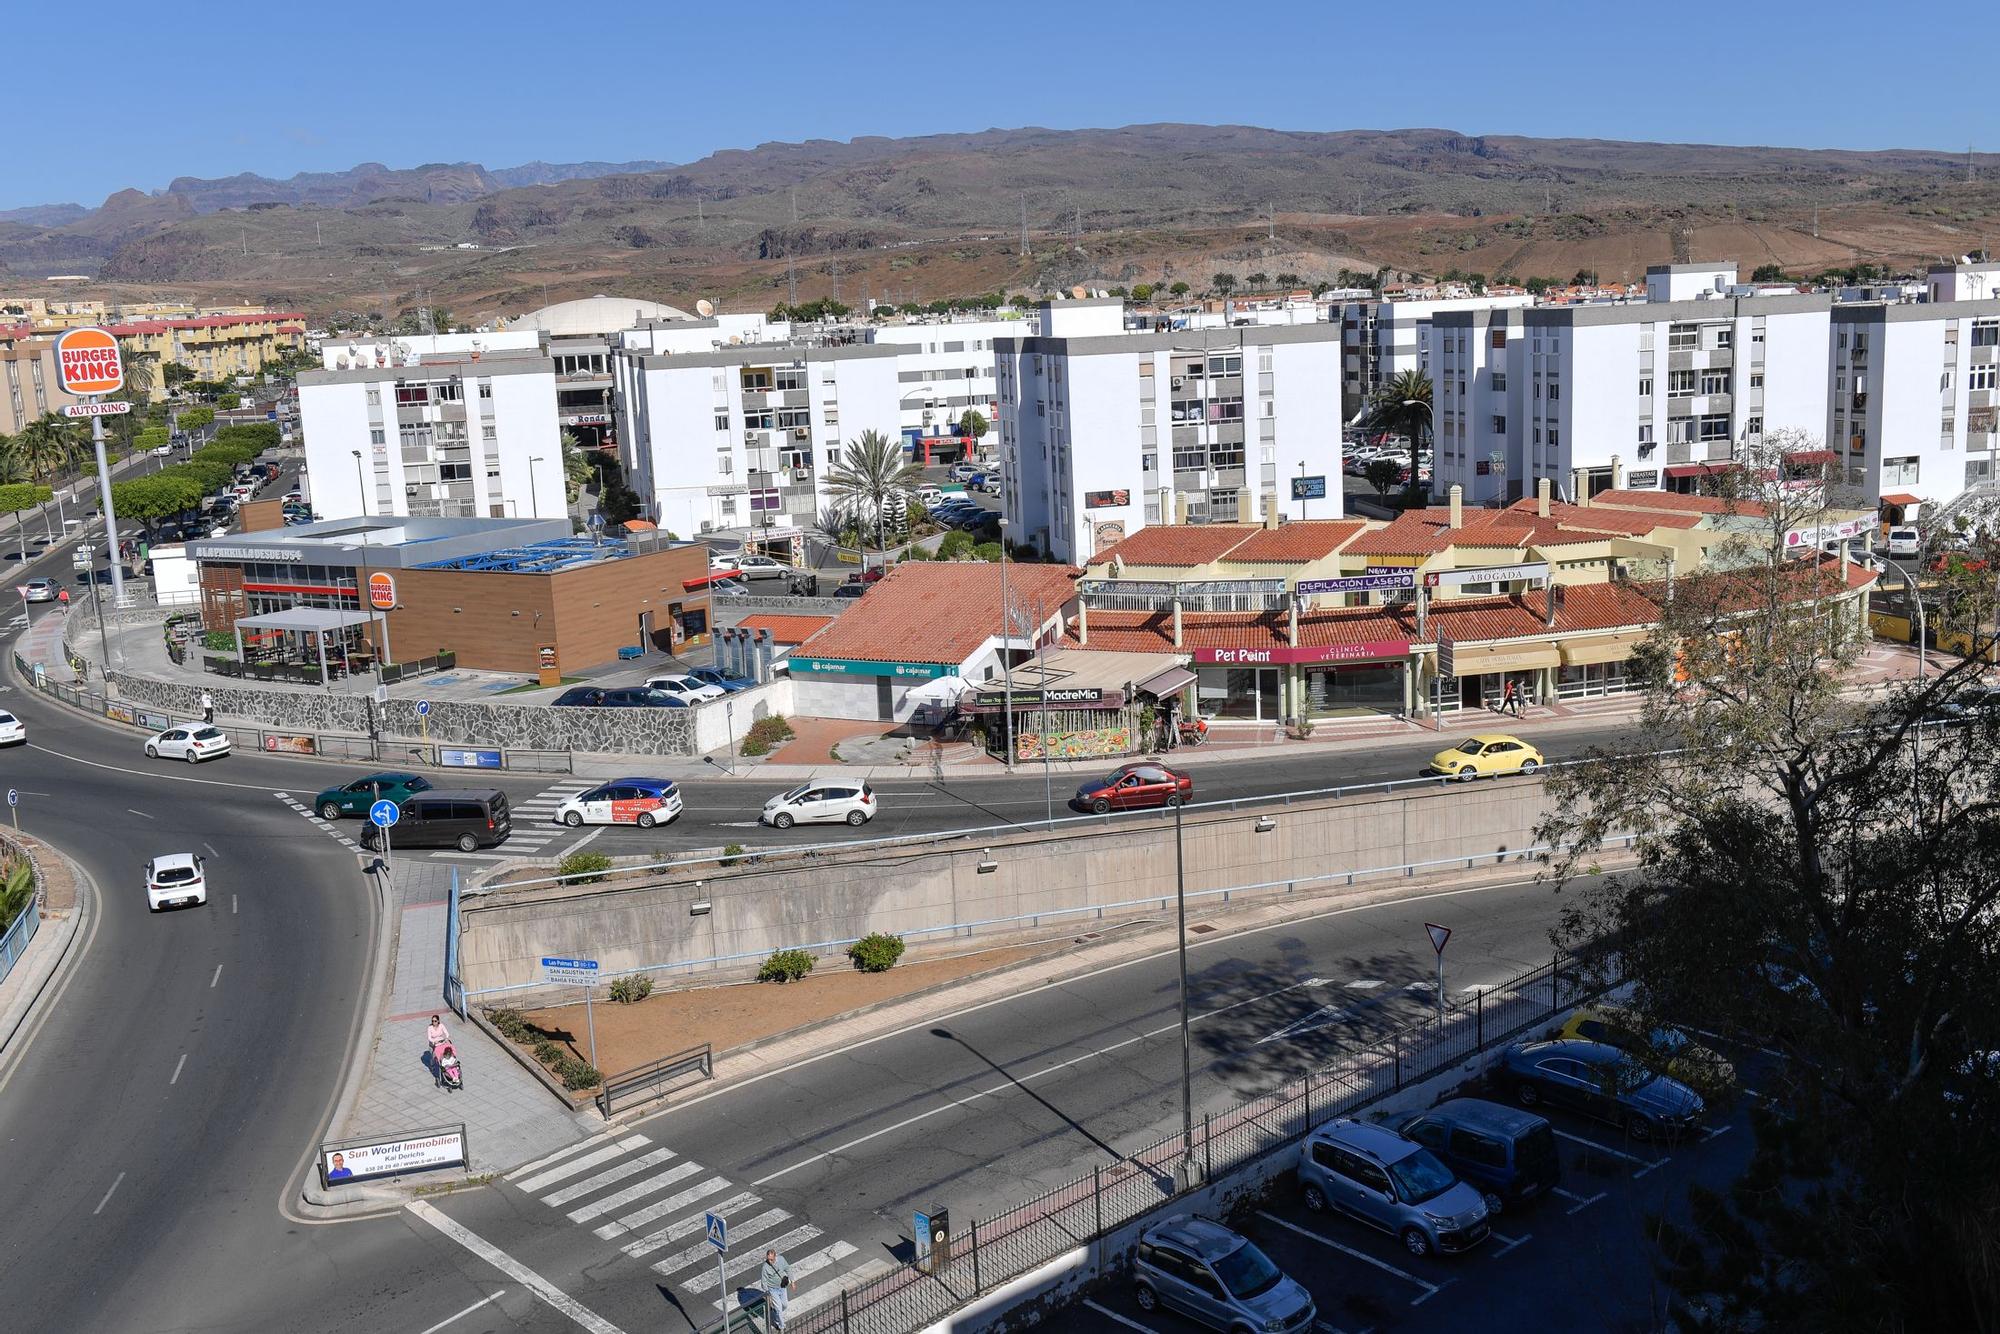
(822, 428), (924, 566)
(14, 413), (83, 485)
(1363, 369), (1433, 501)
(119, 352), (156, 401)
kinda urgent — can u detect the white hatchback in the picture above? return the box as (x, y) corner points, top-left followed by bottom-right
(145, 724), (231, 763)
(646, 674), (727, 704)
(761, 781), (877, 828)
(146, 852), (208, 911)
(0, 710), (22, 745)
(734, 553), (790, 579)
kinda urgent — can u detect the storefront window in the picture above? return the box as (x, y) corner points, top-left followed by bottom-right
(1557, 661), (1630, 699)
(1304, 663), (1405, 717)
(1196, 666), (1279, 720)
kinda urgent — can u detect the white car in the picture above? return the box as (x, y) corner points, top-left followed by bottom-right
(145, 724), (231, 763)
(553, 779), (683, 828)
(760, 780), (877, 829)
(734, 553), (790, 579)
(1884, 526), (1921, 558)
(645, 674), (727, 704)
(0, 710), (22, 745)
(708, 554), (740, 575)
(22, 578), (58, 604)
(145, 852), (208, 911)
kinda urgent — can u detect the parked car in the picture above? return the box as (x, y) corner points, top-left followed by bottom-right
(688, 667), (754, 694)
(646, 673), (727, 704)
(1884, 526), (1922, 558)
(708, 577), (751, 599)
(360, 788), (511, 853)
(1072, 762), (1192, 814)
(831, 583), (867, 600)
(1426, 733), (1544, 781)
(0, 710), (24, 746)
(552, 685), (689, 708)
(733, 553), (790, 579)
(312, 772), (433, 821)
(1396, 1098), (1560, 1216)
(1130, 1215), (1315, 1333)
(145, 724), (230, 763)
(22, 578), (57, 603)
(1298, 1118), (1491, 1257)
(553, 778), (682, 828)
(1495, 1038), (1706, 1140)
(949, 463), (981, 481)
(708, 554), (740, 575)
(145, 852), (208, 911)
(1557, 1005), (1736, 1090)
(760, 781), (876, 828)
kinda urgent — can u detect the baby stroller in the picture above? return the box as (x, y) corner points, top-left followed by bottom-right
(432, 1038), (464, 1092)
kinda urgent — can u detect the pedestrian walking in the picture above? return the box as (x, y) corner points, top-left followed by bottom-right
(56, 587), (69, 614)
(201, 690), (214, 724)
(760, 1249), (793, 1329)
(1501, 677), (1520, 717)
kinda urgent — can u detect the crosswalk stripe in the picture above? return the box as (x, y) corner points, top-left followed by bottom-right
(766, 1247), (871, 1317)
(568, 1161), (703, 1224)
(621, 1189), (757, 1259)
(507, 1134), (605, 1182)
(540, 1146), (679, 1208)
(683, 1224), (822, 1294)
(597, 1176), (735, 1242)
(514, 1136), (649, 1193)
(435, 851), (514, 861)
(651, 1207), (790, 1277)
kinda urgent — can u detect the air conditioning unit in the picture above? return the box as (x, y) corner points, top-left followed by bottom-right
(794, 427), (809, 439)
(1171, 376), (1185, 390)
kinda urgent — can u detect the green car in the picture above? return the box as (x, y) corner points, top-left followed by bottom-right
(313, 772), (433, 820)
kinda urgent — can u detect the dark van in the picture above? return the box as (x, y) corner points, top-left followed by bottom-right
(361, 789), (510, 853)
(1396, 1098), (1560, 1216)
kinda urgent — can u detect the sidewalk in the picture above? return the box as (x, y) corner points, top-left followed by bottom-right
(0, 831), (87, 1058)
(334, 857), (592, 1177)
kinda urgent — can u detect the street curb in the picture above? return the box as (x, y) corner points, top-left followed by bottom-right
(0, 838), (96, 1069)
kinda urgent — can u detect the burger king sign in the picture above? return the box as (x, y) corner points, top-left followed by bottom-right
(54, 328), (125, 396)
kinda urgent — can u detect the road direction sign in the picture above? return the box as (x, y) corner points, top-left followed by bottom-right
(705, 1211), (728, 1252)
(541, 956), (600, 985)
(6, 789), (16, 807)
(368, 799), (401, 828)
(416, 699), (431, 717)
(1426, 922), (1451, 954)
(62, 400), (132, 419)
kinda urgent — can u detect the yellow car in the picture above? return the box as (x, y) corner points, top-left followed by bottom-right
(1427, 733), (1545, 781)
(1558, 1005), (1736, 1092)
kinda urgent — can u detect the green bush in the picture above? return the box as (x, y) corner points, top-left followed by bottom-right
(740, 715), (795, 757)
(936, 530), (974, 560)
(489, 1008), (529, 1041)
(758, 949), (816, 983)
(608, 975), (654, 1004)
(532, 1037), (563, 1064)
(556, 1057), (603, 1090)
(973, 542), (1003, 563)
(557, 850), (614, 883)
(203, 630), (235, 652)
(847, 932), (907, 973)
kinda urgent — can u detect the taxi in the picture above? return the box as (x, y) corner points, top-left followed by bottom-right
(1426, 733), (1544, 781)
(553, 778), (682, 828)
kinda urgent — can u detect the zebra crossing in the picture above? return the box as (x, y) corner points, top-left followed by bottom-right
(272, 791), (364, 852)
(466, 779), (597, 862)
(504, 1131), (891, 1316)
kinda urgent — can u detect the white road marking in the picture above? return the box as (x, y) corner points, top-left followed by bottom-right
(682, 1222), (823, 1293)
(204, 842), (220, 858)
(539, 1147), (679, 1209)
(210, 964), (222, 988)
(406, 1200), (628, 1334)
(1491, 1229), (1532, 1256)
(567, 1161), (703, 1224)
(1345, 979), (1386, 990)
(1256, 1003), (1349, 1046)
(504, 1134), (602, 1182)
(1552, 1127), (1650, 1164)
(416, 1292), (503, 1334)
(512, 1136), (649, 1193)
(1256, 1211), (1440, 1303)
(596, 1175), (734, 1242)
(92, 1172), (126, 1216)
(1083, 1300), (1160, 1332)
(620, 1189), (756, 1257)
(126, 807), (153, 819)
(1551, 1185), (1606, 1214)
(1700, 1124), (1734, 1143)
(170, 1053), (187, 1084)
(650, 1206), (789, 1276)
(231, 894), (237, 914)
(716, 1241), (861, 1314)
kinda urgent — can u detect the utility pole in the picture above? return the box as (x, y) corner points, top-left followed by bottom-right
(697, 196), (705, 229)
(788, 189), (800, 306)
(240, 228), (247, 256)
(1268, 203), (1275, 242)
(1020, 195), (1029, 257)
(1812, 203), (1820, 240)
(315, 221), (322, 247)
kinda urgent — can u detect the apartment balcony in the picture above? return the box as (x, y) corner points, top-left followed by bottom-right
(1666, 444), (1693, 464)
(1704, 441), (1735, 462)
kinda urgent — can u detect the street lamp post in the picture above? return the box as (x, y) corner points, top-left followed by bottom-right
(998, 517), (1014, 771)
(351, 451), (386, 683)
(1174, 795), (1195, 1187)
(529, 456), (545, 519)
(1297, 460), (1308, 520)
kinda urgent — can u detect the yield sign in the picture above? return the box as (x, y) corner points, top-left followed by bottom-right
(1425, 923), (1452, 955)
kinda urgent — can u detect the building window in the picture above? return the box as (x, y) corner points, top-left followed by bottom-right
(1968, 459), (1993, 486)
(1700, 370), (1729, 395)
(1713, 327), (1733, 349)
(1547, 382), (1561, 401)
(1972, 365), (1999, 392)
(369, 428), (385, 445)
(1667, 370), (1697, 398)
(1698, 415), (1731, 441)
(1637, 377), (1652, 397)
(1637, 423), (1654, 444)
(365, 388), (380, 406)
(1490, 372), (1506, 391)
(1547, 427), (1559, 448)
(1667, 323), (1699, 351)
(1750, 373), (1764, 389)
(1973, 320), (1999, 348)
(1491, 415), (1506, 434)
(1745, 416), (1764, 436)
(482, 424), (497, 442)
(1883, 456), (1921, 486)
(394, 385), (429, 406)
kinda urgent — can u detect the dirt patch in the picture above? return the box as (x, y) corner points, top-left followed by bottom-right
(517, 940), (1061, 1076)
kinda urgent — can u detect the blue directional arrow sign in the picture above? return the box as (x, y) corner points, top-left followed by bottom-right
(416, 699), (432, 717)
(369, 799), (401, 828)
(5, 789), (16, 808)
(705, 1211), (728, 1253)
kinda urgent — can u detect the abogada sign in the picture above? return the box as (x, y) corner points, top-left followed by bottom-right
(53, 328), (124, 396)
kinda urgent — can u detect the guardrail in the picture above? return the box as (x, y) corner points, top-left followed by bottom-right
(0, 890), (38, 989)
(788, 951), (1604, 1334)
(597, 1044), (714, 1117)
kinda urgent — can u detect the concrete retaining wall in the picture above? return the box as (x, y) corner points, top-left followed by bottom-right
(459, 779), (1557, 996)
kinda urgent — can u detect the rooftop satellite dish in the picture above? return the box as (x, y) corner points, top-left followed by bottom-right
(695, 298), (715, 318)
(1070, 285), (1087, 300)
(728, 335), (741, 345)
(335, 352), (351, 370)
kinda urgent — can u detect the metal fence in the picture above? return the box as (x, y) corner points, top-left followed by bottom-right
(598, 1044), (714, 1117)
(0, 892), (38, 988)
(783, 954), (1594, 1334)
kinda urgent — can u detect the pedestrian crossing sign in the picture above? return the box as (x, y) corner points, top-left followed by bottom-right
(705, 1211), (727, 1253)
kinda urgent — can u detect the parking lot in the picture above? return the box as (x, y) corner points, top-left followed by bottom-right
(1042, 1036), (1771, 1334)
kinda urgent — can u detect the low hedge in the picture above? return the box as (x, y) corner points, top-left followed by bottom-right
(848, 932), (907, 973)
(758, 948), (815, 983)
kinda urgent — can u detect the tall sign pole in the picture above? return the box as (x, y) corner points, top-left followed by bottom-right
(54, 330), (130, 609)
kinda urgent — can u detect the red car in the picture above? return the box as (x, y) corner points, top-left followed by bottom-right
(1072, 762), (1193, 814)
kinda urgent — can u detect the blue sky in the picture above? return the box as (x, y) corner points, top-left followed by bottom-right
(8, 0), (1996, 211)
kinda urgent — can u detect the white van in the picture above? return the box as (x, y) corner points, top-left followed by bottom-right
(1885, 526), (1921, 558)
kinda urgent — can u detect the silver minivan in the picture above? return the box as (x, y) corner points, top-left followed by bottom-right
(1298, 1118), (1490, 1257)
(1131, 1216), (1315, 1333)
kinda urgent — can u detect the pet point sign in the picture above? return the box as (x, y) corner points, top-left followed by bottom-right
(54, 328), (125, 396)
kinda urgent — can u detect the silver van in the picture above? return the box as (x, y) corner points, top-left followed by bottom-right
(1131, 1216), (1315, 1333)
(1298, 1118), (1490, 1257)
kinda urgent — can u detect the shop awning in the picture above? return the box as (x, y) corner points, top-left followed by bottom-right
(1664, 462), (1733, 478)
(1138, 666), (1197, 697)
(1444, 642), (1561, 674)
(1784, 449), (1836, 466)
(1879, 492), (1922, 507)
(1559, 630), (1648, 666)
(232, 608), (376, 634)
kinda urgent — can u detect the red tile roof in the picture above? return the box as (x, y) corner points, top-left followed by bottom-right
(1219, 520), (1366, 564)
(738, 613), (834, 645)
(1090, 524), (1256, 568)
(1878, 492), (1921, 506)
(798, 562), (1081, 666)
(1586, 488), (1768, 519)
(1503, 498), (1703, 533)
(103, 312), (307, 337)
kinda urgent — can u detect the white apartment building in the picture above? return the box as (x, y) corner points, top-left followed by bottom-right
(1830, 269), (2000, 510)
(1434, 264), (1831, 504)
(299, 342), (564, 523)
(1341, 293), (1535, 413)
(865, 317), (1024, 439)
(612, 321), (900, 538)
(996, 300), (1345, 563)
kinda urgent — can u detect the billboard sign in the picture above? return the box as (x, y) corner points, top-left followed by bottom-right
(368, 572), (397, 609)
(1423, 562), (1551, 589)
(789, 656), (949, 679)
(1083, 489), (1131, 508)
(1195, 641), (1410, 665)
(1290, 475), (1327, 501)
(53, 327), (124, 396)
(1296, 572), (1416, 596)
(320, 1126), (466, 1187)
(62, 400), (132, 419)
(1782, 517), (1872, 549)
(439, 747), (503, 768)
